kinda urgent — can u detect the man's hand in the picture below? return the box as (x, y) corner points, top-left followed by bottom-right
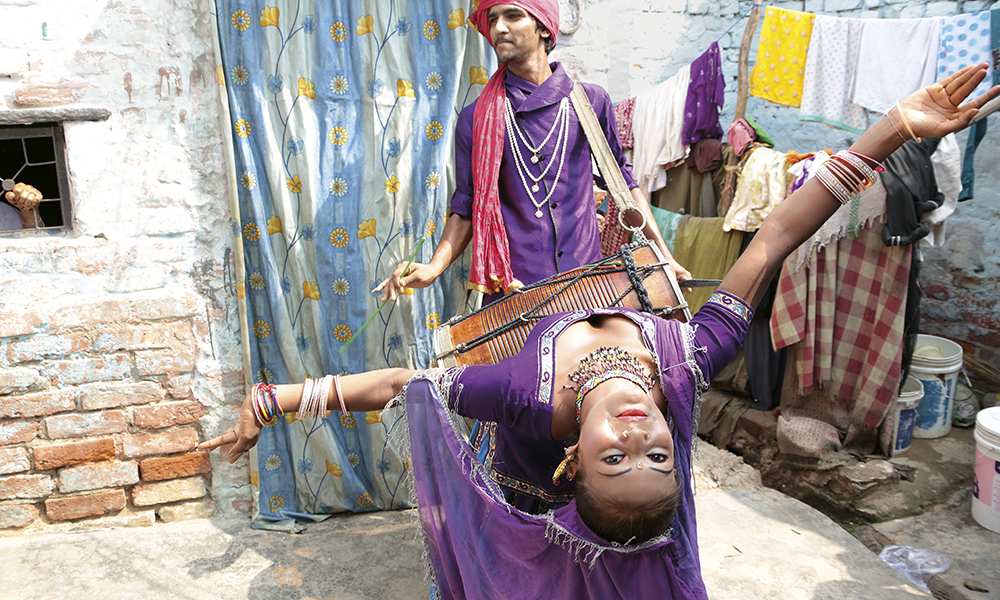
(374, 261), (442, 303)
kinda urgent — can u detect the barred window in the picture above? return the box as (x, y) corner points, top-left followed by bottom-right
(0, 123), (71, 232)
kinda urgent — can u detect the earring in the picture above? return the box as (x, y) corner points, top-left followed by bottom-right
(553, 452), (576, 484)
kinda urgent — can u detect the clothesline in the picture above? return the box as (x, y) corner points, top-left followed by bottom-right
(715, 1), (767, 44)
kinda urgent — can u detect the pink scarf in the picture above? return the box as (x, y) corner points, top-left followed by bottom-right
(466, 0), (560, 294)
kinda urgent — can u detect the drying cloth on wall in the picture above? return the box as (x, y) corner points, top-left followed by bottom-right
(958, 119), (987, 203)
(632, 65), (691, 193)
(789, 152), (887, 271)
(852, 18), (942, 114)
(923, 133), (961, 246)
(881, 137), (945, 247)
(613, 96), (636, 150)
(799, 15), (868, 134)
(683, 41), (725, 145)
(671, 216), (743, 314)
(994, 6), (1000, 83)
(724, 147), (788, 232)
(771, 223), (911, 457)
(750, 7), (815, 108)
(937, 12), (995, 100)
(648, 205), (684, 254)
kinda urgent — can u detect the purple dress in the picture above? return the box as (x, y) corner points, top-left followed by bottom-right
(450, 63), (638, 304)
(400, 293), (754, 600)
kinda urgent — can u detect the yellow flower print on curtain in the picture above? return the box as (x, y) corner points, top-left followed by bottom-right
(750, 7), (815, 108)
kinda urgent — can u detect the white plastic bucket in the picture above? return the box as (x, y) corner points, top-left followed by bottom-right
(891, 377), (923, 456)
(910, 335), (963, 439)
(972, 407), (1000, 533)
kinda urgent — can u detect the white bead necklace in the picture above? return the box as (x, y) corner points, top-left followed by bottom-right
(504, 97), (571, 218)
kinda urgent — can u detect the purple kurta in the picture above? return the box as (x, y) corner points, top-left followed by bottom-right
(451, 63), (638, 303)
(418, 295), (753, 599)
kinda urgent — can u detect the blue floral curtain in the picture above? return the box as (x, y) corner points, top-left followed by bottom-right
(211, 0), (493, 526)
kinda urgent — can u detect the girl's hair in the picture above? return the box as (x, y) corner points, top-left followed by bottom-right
(574, 468), (682, 545)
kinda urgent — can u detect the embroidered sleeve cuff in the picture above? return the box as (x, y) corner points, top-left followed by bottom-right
(705, 291), (754, 325)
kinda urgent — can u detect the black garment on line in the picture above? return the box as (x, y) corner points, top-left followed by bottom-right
(739, 230), (786, 411)
(880, 137), (944, 247)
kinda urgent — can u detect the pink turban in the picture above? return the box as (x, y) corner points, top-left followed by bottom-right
(469, 0), (560, 47)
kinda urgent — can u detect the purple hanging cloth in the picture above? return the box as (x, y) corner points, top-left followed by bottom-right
(683, 42), (726, 146)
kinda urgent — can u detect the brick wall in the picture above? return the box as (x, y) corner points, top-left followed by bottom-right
(0, 0), (250, 531)
(0, 287), (243, 530)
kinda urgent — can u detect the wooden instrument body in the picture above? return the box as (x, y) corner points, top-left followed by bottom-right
(434, 243), (690, 367)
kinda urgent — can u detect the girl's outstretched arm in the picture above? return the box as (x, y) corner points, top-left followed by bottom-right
(199, 368), (418, 463)
(720, 63), (999, 309)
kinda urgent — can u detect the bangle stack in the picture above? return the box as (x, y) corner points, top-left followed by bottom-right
(251, 383), (282, 425)
(895, 101), (921, 143)
(814, 150), (885, 205)
(296, 375), (349, 420)
(299, 375), (332, 419)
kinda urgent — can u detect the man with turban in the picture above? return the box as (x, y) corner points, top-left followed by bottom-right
(378, 1), (690, 305)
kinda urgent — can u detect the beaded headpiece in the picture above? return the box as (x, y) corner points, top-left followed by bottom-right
(567, 346), (656, 423)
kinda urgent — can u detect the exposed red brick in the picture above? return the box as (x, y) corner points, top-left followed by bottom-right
(45, 410), (127, 439)
(134, 348), (195, 376)
(0, 447), (30, 475)
(0, 310), (45, 338)
(6, 332), (91, 364)
(0, 474), (53, 499)
(132, 476), (207, 506)
(121, 428), (198, 458)
(80, 381), (164, 410)
(0, 367), (47, 396)
(45, 490), (126, 521)
(43, 354), (131, 386)
(139, 452), (211, 481)
(33, 438), (116, 470)
(0, 389), (76, 419)
(0, 503), (40, 529)
(0, 420), (40, 446)
(134, 401), (206, 429)
(57, 460), (139, 493)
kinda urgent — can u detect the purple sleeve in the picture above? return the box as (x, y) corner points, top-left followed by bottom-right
(447, 363), (510, 422)
(689, 291), (754, 382)
(582, 84), (639, 191)
(448, 101), (477, 218)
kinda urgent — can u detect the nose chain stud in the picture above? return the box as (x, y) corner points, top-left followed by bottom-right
(636, 462), (644, 470)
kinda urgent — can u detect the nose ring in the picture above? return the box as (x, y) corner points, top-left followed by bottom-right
(636, 462), (644, 470)
(622, 431), (628, 439)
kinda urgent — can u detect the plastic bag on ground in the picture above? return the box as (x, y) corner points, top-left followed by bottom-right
(878, 544), (951, 594)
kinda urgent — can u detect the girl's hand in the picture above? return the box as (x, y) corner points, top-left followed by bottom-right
(198, 391), (263, 463)
(899, 63), (1000, 139)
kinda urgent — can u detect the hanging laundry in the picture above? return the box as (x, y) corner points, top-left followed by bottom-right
(631, 65), (691, 193)
(613, 96), (636, 150)
(993, 6), (1000, 84)
(671, 216), (743, 314)
(683, 41), (726, 145)
(799, 15), (868, 134)
(937, 12), (994, 99)
(941, 10), (996, 203)
(750, 7), (815, 108)
(852, 18), (941, 114)
(922, 133), (961, 247)
(881, 137), (946, 247)
(771, 224), (912, 458)
(724, 147), (789, 232)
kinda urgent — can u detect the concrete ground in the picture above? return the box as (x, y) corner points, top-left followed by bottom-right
(0, 442), (937, 600)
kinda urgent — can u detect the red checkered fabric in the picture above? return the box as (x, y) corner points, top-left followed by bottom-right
(770, 222), (911, 454)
